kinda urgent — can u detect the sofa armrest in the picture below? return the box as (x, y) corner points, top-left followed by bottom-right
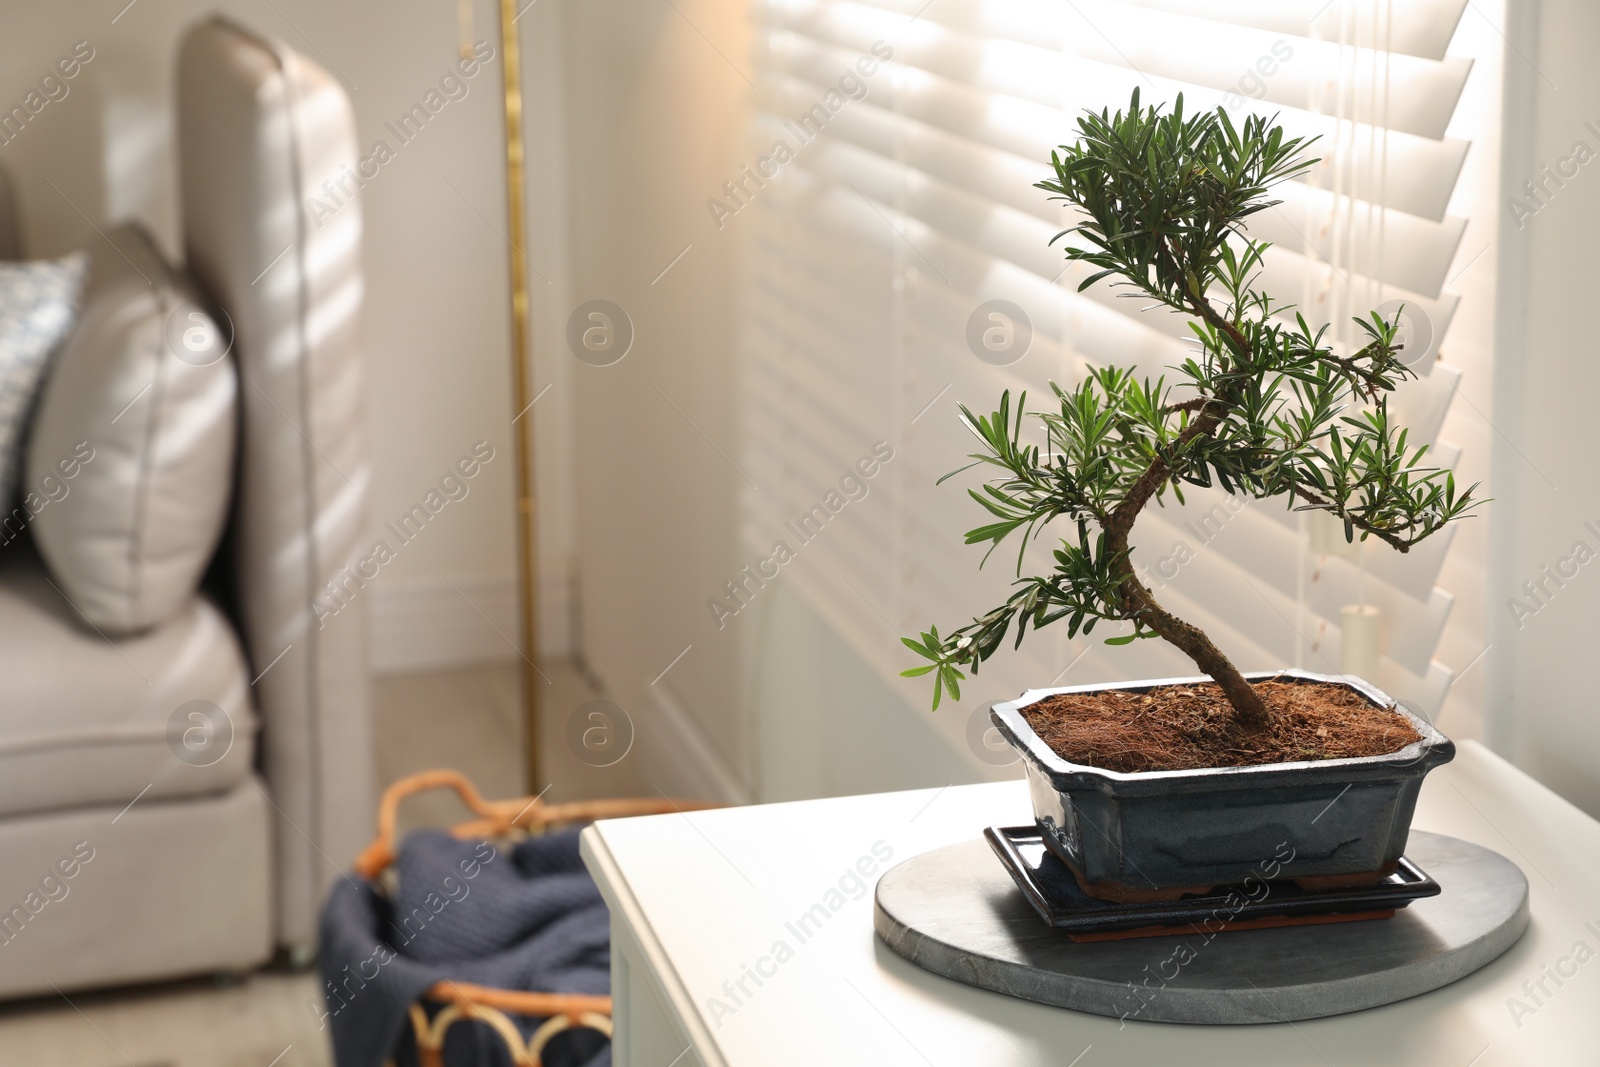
(176, 16), (374, 951)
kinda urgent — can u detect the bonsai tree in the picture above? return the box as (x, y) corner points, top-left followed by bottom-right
(902, 91), (1479, 730)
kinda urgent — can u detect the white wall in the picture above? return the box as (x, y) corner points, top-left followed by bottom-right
(1490, 0), (1600, 815)
(562, 0), (756, 800)
(752, 587), (1002, 802)
(0, 0), (574, 668)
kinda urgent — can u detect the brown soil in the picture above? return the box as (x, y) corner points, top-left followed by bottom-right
(1020, 679), (1420, 773)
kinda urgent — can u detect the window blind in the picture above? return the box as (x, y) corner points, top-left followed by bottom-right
(740, 0), (1481, 724)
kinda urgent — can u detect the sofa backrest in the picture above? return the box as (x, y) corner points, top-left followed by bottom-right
(176, 16), (374, 952)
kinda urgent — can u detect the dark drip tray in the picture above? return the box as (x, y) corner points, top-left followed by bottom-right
(984, 825), (1440, 942)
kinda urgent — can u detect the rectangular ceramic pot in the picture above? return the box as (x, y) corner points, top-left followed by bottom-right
(989, 669), (1455, 902)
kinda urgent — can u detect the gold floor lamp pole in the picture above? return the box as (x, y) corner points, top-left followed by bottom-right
(484, 0), (541, 791)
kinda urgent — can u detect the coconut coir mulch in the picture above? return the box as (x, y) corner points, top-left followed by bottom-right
(1020, 679), (1421, 773)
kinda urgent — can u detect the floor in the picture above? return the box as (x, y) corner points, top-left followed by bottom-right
(0, 659), (646, 1067)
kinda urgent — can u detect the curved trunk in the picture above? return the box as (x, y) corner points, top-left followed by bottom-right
(1101, 400), (1271, 731)
(1116, 565), (1271, 730)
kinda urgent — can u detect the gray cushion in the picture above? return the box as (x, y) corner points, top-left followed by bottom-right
(0, 546), (255, 819)
(27, 223), (236, 634)
(0, 775), (272, 999)
(0, 251), (85, 508)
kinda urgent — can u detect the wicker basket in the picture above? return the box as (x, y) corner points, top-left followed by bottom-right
(355, 769), (712, 1067)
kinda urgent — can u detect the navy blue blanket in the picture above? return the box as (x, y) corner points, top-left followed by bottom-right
(319, 828), (611, 1067)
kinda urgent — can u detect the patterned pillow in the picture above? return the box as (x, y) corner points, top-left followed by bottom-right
(0, 253), (87, 504)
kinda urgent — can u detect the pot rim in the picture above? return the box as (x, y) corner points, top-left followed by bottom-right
(990, 668), (1454, 796)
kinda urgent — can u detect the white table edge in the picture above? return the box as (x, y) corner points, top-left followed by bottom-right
(581, 823), (733, 1067)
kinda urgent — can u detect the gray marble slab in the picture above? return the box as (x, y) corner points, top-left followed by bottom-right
(874, 830), (1528, 1024)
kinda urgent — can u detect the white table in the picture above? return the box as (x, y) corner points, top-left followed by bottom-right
(580, 741), (1600, 1066)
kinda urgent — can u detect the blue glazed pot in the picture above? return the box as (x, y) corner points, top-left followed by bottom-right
(989, 669), (1455, 902)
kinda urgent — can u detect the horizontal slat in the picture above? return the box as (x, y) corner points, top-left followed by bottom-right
(1251, 247), (1461, 356)
(757, 76), (1045, 217)
(745, 343), (881, 454)
(761, 31), (1472, 223)
(764, 65), (1473, 289)
(761, 163), (1201, 363)
(1380, 658), (1453, 720)
(741, 454), (899, 558)
(1251, 492), (1459, 603)
(1131, 501), (1452, 674)
(1120, 0), (1470, 61)
(743, 314), (885, 420)
(760, 76), (1467, 300)
(1389, 362), (1462, 446)
(758, 29), (1471, 221)
(1253, 183), (1466, 300)
(771, 142), (1464, 364)
(768, 0), (1471, 139)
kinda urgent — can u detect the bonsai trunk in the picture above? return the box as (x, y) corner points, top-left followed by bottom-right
(1117, 565), (1272, 730)
(1102, 400), (1272, 731)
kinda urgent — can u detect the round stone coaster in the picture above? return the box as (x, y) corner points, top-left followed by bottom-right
(874, 831), (1528, 1024)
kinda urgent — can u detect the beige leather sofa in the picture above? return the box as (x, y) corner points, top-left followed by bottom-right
(0, 18), (373, 998)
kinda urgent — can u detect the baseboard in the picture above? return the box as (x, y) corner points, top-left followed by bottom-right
(643, 683), (754, 805)
(369, 573), (572, 674)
